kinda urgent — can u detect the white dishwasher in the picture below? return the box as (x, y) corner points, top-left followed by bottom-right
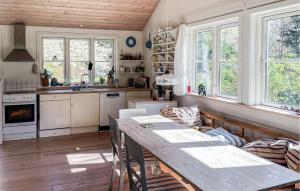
(100, 92), (126, 127)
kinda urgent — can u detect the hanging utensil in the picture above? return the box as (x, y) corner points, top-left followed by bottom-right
(145, 33), (152, 49)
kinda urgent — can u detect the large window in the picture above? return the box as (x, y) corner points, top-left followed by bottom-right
(218, 25), (239, 98)
(69, 39), (90, 83)
(193, 21), (239, 99)
(41, 37), (115, 84)
(42, 38), (65, 82)
(195, 29), (213, 94)
(262, 13), (300, 110)
(94, 39), (114, 83)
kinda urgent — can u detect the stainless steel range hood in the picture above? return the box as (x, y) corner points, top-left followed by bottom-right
(3, 23), (35, 62)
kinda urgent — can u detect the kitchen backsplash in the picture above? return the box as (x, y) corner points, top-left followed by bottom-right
(4, 79), (37, 92)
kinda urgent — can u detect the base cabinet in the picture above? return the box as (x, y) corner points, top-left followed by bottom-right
(71, 93), (100, 127)
(39, 94), (71, 137)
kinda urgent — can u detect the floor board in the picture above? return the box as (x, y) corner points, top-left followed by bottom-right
(0, 132), (116, 191)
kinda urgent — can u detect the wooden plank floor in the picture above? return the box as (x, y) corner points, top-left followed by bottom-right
(0, 132), (119, 191)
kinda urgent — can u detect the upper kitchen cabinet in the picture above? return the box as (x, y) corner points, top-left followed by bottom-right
(70, 93), (100, 128)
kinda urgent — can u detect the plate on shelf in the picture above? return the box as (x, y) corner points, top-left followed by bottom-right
(126, 36), (136, 48)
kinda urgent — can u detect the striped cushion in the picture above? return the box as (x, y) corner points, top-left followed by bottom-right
(286, 142), (300, 172)
(206, 127), (247, 147)
(242, 139), (290, 165)
(161, 105), (202, 127)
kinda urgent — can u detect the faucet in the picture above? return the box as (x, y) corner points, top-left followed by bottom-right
(80, 73), (90, 88)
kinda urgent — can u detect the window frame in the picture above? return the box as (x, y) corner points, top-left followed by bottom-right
(260, 11), (300, 110)
(192, 27), (214, 95)
(216, 23), (240, 100)
(41, 37), (67, 81)
(191, 17), (240, 101)
(68, 38), (91, 83)
(39, 34), (117, 85)
(93, 38), (116, 83)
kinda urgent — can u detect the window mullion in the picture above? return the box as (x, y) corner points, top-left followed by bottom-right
(214, 27), (221, 96)
(66, 38), (70, 82)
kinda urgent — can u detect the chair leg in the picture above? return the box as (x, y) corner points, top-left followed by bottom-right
(118, 161), (126, 191)
(109, 155), (117, 191)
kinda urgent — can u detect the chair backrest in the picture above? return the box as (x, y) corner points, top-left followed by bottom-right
(108, 114), (121, 157)
(124, 134), (147, 191)
(119, 108), (147, 119)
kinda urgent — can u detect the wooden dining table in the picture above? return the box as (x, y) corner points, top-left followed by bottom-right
(118, 115), (300, 191)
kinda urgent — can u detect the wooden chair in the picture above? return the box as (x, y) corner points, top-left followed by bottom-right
(119, 109), (160, 174)
(124, 133), (188, 191)
(108, 114), (126, 191)
(108, 113), (160, 191)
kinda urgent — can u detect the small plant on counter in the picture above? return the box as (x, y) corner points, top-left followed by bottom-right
(99, 77), (106, 84)
(40, 69), (53, 87)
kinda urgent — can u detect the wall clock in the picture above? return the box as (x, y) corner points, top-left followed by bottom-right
(126, 36), (136, 48)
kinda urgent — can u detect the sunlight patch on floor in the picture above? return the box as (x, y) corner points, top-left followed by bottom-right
(66, 153), (106, 165)
(70, 167), (87, 173)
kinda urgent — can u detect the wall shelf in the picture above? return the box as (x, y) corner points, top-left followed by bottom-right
(152, 27), (177, 75)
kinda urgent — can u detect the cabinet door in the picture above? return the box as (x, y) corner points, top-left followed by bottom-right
(71, 93), (100, 127)
(40, 100), (71, 130)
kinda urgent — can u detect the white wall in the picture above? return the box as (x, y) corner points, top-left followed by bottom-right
(142, 0), (300, 135)
(0, 25), (143, 86)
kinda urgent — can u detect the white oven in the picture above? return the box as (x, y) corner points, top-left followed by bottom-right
(2, 94), (37, 140)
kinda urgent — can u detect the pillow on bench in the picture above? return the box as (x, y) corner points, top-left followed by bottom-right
(161, 105), (202, 128)
(286, 142), (300, 172)
(206, 127), (247, 147)
(242, 139), (290, 165)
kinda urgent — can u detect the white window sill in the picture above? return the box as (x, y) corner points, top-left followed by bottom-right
(188, 93), (300, 119)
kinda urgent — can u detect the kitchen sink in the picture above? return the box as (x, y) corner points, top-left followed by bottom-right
(72, 88), (98, 92)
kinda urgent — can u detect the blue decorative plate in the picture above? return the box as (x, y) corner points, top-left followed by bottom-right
(126, 36), (136, 48)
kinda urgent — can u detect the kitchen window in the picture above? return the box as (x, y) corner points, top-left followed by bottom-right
(69, 39), (91, 83)
(94, 39), (114, 83)
(261, 12), (300, 111)
(192, 20), (240, 100)
(41, 37), (115, 84)
(42, 38), (65, 82)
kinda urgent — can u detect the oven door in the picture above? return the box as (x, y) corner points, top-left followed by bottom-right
(3, 102), (36, 127)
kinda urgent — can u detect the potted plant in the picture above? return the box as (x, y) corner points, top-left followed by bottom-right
(40, 69), (52, 87)
(107, 66), (115, 85)
(99, 77), (106, 85)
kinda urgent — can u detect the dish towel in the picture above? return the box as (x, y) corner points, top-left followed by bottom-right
(174, 24), (189, 96)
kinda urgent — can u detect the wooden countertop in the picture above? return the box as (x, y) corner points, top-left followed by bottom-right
(37, 87), (152, 95)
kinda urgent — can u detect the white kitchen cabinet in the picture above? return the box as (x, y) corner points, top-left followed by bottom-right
(125, 91), (151, 108)
(100, 92), (126, 126)
(40, 100), (71, 130)
(71, 93), (100, 127)
(39, 94), (71, 137)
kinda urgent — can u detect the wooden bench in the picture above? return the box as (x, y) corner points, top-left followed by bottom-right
(200, 110), (298, 141)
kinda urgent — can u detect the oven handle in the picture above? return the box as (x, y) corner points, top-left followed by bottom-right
(3, 102), (36, 106)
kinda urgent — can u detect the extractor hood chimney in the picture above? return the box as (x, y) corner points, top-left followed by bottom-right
(3, 23), (35, 62)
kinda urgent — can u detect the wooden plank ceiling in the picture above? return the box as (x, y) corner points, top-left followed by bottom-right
(0, 0), (159, 31)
